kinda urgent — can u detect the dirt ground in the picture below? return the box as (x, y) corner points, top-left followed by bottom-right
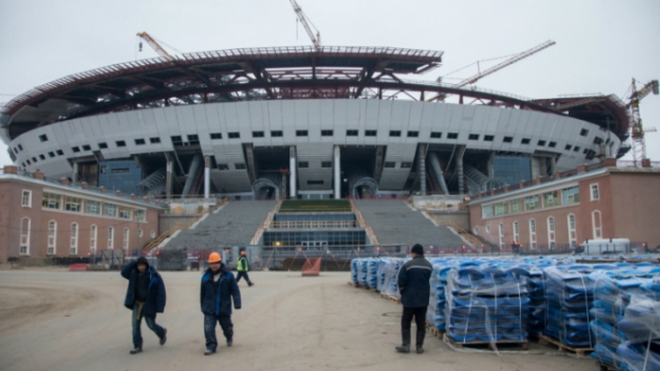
(0, 269), (600, 371)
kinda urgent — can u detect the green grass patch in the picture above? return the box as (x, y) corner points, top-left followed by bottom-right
(280, 200), (351, 212)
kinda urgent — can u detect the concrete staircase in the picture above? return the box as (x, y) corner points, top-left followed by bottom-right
(353, 200), (466, 247)
(163, 200), (277, 249)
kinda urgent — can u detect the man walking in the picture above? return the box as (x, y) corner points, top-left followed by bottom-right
(396, 244), (432, 354)
(236, 250), (254, 287)
(121, 256), (167, 354)
(201, 252), (241, 355)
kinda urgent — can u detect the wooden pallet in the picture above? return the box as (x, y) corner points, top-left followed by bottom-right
(426, 321), (445, 339)
(597, 362), (617, 371)
(444, 334), (529, 351)
(537, 334), (593, 357)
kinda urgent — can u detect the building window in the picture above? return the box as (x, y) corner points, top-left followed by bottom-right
(347, 130), (359, 136)
(400, 162), (412, 168)
(82, 145), (91, 151)
(22, 190), (32, 208)
(321, 130), (333, 136)
(116, 140), (126, 147)
(48, 220), (57, 255)
(590, 183), (600, 201)
(235, 163), (246, 170)
(218, 164), (229, 170)
(39, 134), (48, 142)
(524, 195), (539, 211)
(296, 130), (308, 137)
(150, 137), (161, 144)
(42, 193), (62, 209)
(138, 229), (143, 238)
(562, 186), (580, 205)
(151, 230), (156, 239)
(447, 133), (458, 139)
(187, 134), (200, 145)
(135, 209), (146, 222)
(431, 132), (442, 139)
(271, 130), (283, 137)
(468, 134), (479, 140)
(384, 162), (396, 168)
(134, 139), (146, 145)
(484, 135), (494, 141)
(70, 223), (79, 255)
(580, 128), (589, 136)
(543, 190), (560, 208)
(503, 136), (513, 143)
(549, 141), (557, 148)
(529, 219), (537, 250)
(90, 224), (97, 253)
(228, 132), (240, 139)
(71, 146), (81, 153)
(298, 162), (309, 168)
(307, 180), (324, 185)
(252, 131), (265, 138)
(85, 200), (101, 215)
(494, 202), (507, 216)
(509, 199), (523, 214)
(568, 214), (577, 248)
(388, 130), (401, 137)
(361, 130), (375, 137)
(547, 217), (556, 250)
(513, 221), (519, 243)
(521, 138), (531, 145)
(537, 140), (546, 146)
(321, 161), (332, 168)
(39, 154), (46, 160)
(20, 217), (30, 255)
(498, 223), (505, 249)
(104, 203), (117, 218)
(123, 228), (130, 250)
(65, 197), (83, 212)
(407, 131), (419, 138)
(473, 226), (479, 235)
(210, 133), (223, 140)
(108, 226), (114, 249)
(592, 210), (603, 239)
(573, 146), (581, 152)
(48, 152), (55, 158)
(119, 207), (132, 220)
(18, 144), (23, 151)
(482, 204), (494, 219)
(486, 225), (491, 234)
(98, 142), (108, 149)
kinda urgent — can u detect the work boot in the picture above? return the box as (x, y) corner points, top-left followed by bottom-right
(395, 329), (411, 353)
(227, 337), (233, 347)
(416, 328), (425, 354)
(204, 348), (216, 356)
(248, 282), (254, 287)
(130, 346), (142, 354)
(160, 328), (167, 346)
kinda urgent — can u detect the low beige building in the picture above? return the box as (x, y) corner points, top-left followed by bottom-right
(467, 159), (660, 253)
(0, 166), (161, 262)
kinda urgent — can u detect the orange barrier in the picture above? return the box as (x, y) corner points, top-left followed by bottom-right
(301, 258), (321, 277)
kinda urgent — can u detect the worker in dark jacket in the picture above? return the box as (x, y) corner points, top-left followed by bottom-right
(396, 244), (432, 354)
(236, 250), (254, 287)
(200, 252), (241, 355)
(121, 256), (167, 354)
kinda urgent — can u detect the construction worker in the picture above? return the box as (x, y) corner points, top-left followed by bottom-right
(396, 244), (432, 354)
(200, 252), (241, 356)
(121, 256), (167, 354)
(236, 250), (254, 287)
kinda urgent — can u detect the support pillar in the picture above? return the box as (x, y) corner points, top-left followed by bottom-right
(456, 146), (466, 195)
(165, 154), (173, 199)
(289, 146), (297, 199)
(204, 155), (210, 199)
(418, 144), (427, 196)
(487, 152), (495, 179)
(549, 156), (557, 176)
(72, 162), (79, 184)
(334, 146), (341, 199)
(429, 152), (449, 195)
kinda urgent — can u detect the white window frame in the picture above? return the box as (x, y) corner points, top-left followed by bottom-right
(123, 228), (130, 250)
(529, 219), (537, 250)
(590, 183), (600, 201)
(485, 225), (491, 234)
(513, 221), (520, 243)
(592, 210), (603, 239)
(70, 222), (79, 255)
(108, 226), (114, 249)
(150, 230), (156, 239)
(90, 224), (97, 253)
(138, 228), (143, 238)
(547, 216), (556, 250)
(85, 200), (101, 215)
(498, 223), (505, 249)
(20, 217), (31, 255)
(48, 220), (57, 255)
(22, 190), (32, 208)
(568, 214), (577, 248)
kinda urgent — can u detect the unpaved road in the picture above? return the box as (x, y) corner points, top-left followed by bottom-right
(0, 270), (598, 371)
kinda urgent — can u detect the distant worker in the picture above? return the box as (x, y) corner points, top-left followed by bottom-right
(200, 252), (241, 355)
(236, 250), (254, 287)
(396, 244), (432, 354)
(121, 256), (167, 354)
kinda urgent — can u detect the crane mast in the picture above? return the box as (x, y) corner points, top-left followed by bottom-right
(136, 32), (176, 61)
(629, 79), (659, 167)
(289, 0), (321, 50)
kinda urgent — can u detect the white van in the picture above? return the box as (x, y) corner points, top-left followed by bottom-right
(581, 238), (631, 255)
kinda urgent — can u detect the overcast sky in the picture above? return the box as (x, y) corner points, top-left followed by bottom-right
(1, 0), (658, 167)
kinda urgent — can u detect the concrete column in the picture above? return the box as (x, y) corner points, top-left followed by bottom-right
(418, 144), (427, 196)
(289, 146), (297, 199)
(204, 155), (211, 199)
(334, 146), (341, 199)
(166, 156), (173, 199)
(429, 152), (449, 195)
(72, 162), (79, 184)
(487, 152), (495, 179)
(549, 156), (557, 176)
(456, 146), (466, 194)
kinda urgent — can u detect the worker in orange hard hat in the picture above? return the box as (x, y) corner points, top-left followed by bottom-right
(236, 249), (254, 287)
(200, 251), (241, 356)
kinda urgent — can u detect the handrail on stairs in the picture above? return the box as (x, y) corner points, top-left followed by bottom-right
(250, 199), (283, 245)
(349, 199), (379, 245)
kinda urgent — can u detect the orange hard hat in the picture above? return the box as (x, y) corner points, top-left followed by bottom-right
(208, 252), (222, 264)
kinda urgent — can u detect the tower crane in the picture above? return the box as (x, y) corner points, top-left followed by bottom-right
(288, 0), (321, 50)
(136, 32), (176, 61)
(454, 40), (556, 88)
(628, 79), (659, 167)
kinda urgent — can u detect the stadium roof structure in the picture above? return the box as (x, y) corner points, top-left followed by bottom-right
(0, 45), (629, 142)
